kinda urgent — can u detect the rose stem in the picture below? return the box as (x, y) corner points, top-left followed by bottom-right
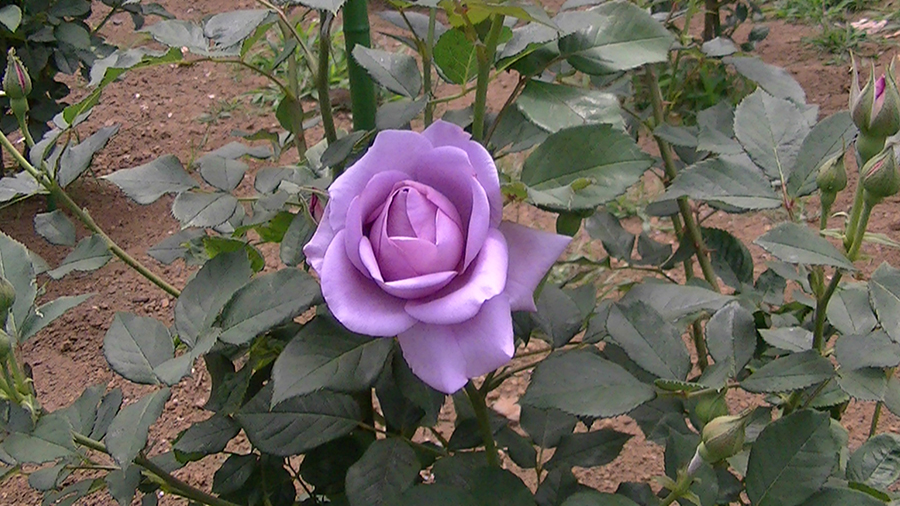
(342, 0), (377, 131)
(471, 14), (505, 144)
(464, 381), (500, 467)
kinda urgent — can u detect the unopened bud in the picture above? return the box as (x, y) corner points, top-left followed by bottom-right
(697, 413), (750, 464)
(0, 276), (14, 329)
(850, 57), (900, 139)
(816, 151), (848, 195)
(862, 146), (900, 205)
(3, 49), (31, 100)
(0, 329), (11, 361)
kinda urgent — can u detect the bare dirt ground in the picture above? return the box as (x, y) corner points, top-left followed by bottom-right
(2, 0), (900, 504)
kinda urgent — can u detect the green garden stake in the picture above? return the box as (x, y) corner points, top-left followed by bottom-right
(343, 0), (376, 133)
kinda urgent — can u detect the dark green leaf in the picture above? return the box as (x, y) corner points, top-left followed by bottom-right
(706, 301), (756, 373)
(55, 22), (91, 49)
(470, 467), (535, 506)
(868, 263), (900, 343)
(173, 414), (240, 462)
(198, 156), (248, 192)
(103, 155), (197, 205)
(545, 429), (631, 470)
(835, 330), (900, 370)
(618, 282), (732, 324)
(734, 89), (810, 180)
(746, 410), (838, 506)
(376, 98), (427, 130)
(797, 487), (886, 506)
(60, 384), (105, 436)
(741, 350), (833, 393)
(535, 468), (580, 506)
(103, 313), (173, 384)
(174, 250), (252, 347)
(91, 389), (123, 440)
(521, 350), (655, 418)
(272, 316), (392, 405)
(212, 454), (256, 496)
(606, 301), (690, 380)
(847, 433), (900, 488)
(47, 235), (112, 279)
(203, 10), (274, 49)
(533, 285), (589, 348)
(521, 124), (652, 213)
(105, 388), (171, 468)
(171, 192), (239, 229)
(724, 56), (806, 105)
(142, 20), (209, 54)
(390, 484), (477, 506)
(837, 367), (895, 401)
(433, 28), (477, 85)
(786, 112), (856, 197)
(0, 5), (21, 31)
(0, 231), (36, 338)
(704, 228), (754, 288)
(584, 210), (634, 261)
(654, 123), (699, 148)
(235, 384), (362, 456)
(560, 491), (640, 506)
(759, 327), (813, 352)
(18, 294), (92, 342)
(58, 125), (120, 187)
(754, 223), (854, 270)
(106, 465), (141, 506)
(520, 406), (578, 449)
(34, 210), (75, 246)
(352, 46), (421, 97)
(702, 37), (738, 57)
(345, 439), (420, 506)
(217, 268), (322, 345)
(827, 284), (877, 336)
(147, 229), (205, 264)
(663, 158), (781, 211)
(289, 0), (347, 13)
(3, 414), (75, 464)
(555, 2), (674, 74)
(517, 80), (623, 133)
(280, 211), (316, 267)
(29, 462), (69, 491)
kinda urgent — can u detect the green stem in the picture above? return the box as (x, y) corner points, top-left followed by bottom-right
(0, 131), (181, 297)
(870, 396), (885, 437)
(471, 14), (505, 143)
(342, 0), (376, 130)
(197, 58), (295, 100)
(812, 271), (842, 353)
(423, 8), (437, 126)
(645, 66), (720, 294)
(844, 182), (866, 251)
(73, 434), (240, 506)
(691, 321), (709, 371)
(847, 199), (874, 261)
(0, 359), (23, 403)
(280, 20), (308, 160)
(91, 7), (118, 36)
(464, 381), (499, 467)
(317, 11), (338, 145)
(485, 75), (527, 147)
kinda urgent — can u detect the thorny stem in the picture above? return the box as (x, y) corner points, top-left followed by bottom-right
(0, 130), (181, 297)
(317, 11), (338, 144)
(870, 401), (884, 437)
(485, 75), (528, 146)
(465, 381), (499, 467)
(472, 14), (505, 144)
(644, 66), (720, 294)
(280, 20), (309, 160)
(812, 271), (842, 353)
(355, 420), (449, 457)
(91, 7), (118, 36)
(847, 200), (874, 261)
(423, 8), (437, 126)
(73, 433), (240, 506)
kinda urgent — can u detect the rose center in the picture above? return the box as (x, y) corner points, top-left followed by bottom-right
(367, 181), (465, 282)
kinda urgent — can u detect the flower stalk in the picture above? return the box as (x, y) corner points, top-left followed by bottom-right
(472, 14), (505, 143)
(0, 130), (181, 297)
(342, 0), (376, 130)
(317, 11), (338, 144)
(465, 381), (500, 467)
(423, 7), (437, 126)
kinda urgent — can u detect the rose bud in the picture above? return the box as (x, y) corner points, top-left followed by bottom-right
(2, 49), (31, 100)
(692, 411), (752, 471)
(0, 276), (14, 329)
(0, 329), (10, 361)
(303, 121), (571, 393)
(850, 57), (900, 141)
(816, 151), (848, 195)
(862, 146), (900, 205)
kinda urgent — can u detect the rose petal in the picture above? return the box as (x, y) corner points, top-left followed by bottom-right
(328, 131), (433, 226)
(321, 230), (417, 336)
(413, 146), (491, 269)
(303, 206), (336, 273)
(422, 120), (502, 226)
(405, 229), (508, 324)
(398, 294), (514, 393)
(359, 237), (456, 298)
(499, 222), (571, 312)
(344, 171), (409, 273)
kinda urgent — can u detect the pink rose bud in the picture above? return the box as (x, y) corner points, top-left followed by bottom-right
(2, 48), (31, 100)
(309, 194), (325, 222)
(850, 56), (900, 139)
(862, 145), (900, 205)
(303, 121), (571, 393)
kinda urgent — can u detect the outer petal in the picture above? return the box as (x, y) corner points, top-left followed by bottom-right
(398, 294), (514, 393)
(328, 131), (433, 226)
(321, 230), (417, 336)
(413, 146), (491, 269)
(499, 221), (571, 312)
(303, 205), (335, 273)
(422, 120), (502, 225)
(405, 229), (508, 324)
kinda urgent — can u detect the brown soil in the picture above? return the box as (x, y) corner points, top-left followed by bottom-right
(1, 0), (900, 504)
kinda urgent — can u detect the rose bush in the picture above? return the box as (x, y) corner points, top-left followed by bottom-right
(304, 121), (570, 393)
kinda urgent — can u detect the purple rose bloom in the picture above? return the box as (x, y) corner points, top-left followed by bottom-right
(304, 121), (570, 393)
